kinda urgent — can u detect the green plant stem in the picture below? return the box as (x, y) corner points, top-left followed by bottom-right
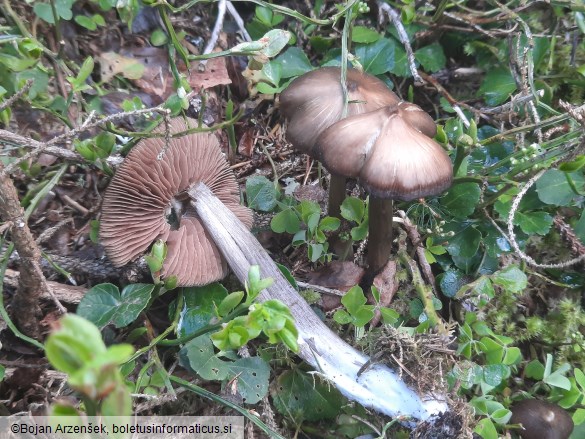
(126, 292), (184, 363)
(0, 244), (44, 350)
(260, 143), (279, 182)
(479, 110), (581, 145)
(48, 0), (63, 57)
(158, 4), (190, 68)
(452, 144), (467, 176)
(169, 375), (287, 439)
(107, 109), (244, 139)
(159, 305), (248, 347)
(397, 249), (448, 335)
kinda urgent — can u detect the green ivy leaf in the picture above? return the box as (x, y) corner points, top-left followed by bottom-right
(446, 225), (482, 258)
(246, 175), (279, 212)
(181, 335), (229, 381)
(227, 357), (270, 404)
(77, 283), (154, 328)
(271, 369), (343, 423)
(274, 47), (313, 79)
(440, 269), (468, 298)
(536, 169), (585, 206)
(414, 44), (446, 72)
(351, 26), (381, 43)
(491, 266), (527, 293)
(355, 38), (396, 75)
(515, 210), (553, 235)
(177, 283), (228, 337)
(478, 67), (517, 106)
(440, 183), (481, 218)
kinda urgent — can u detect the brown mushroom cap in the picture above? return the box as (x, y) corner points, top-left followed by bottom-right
(510, 399), (574, 439)
(395, 101), (437, 138)
(279, 66), (400, 154)
(314, 106), (452, 201)
(100, 117), (252, 286)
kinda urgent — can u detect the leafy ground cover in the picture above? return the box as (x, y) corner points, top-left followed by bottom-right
(1, 1), (585, 438)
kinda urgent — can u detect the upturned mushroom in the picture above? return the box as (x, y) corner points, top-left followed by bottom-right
(279, 66), (400, 218)
(314, 104), (453, 276)
(100, 117), (253, 286)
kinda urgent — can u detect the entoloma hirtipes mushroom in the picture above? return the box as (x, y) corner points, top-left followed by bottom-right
(100, 117), (253, 286)
(314, 104), (453, 276)
(279, 66), (400, 218)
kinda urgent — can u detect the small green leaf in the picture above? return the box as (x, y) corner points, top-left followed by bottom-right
(475, 417), (498, 439)
(150, 28), (168, 46)
(440, 183), (481, 218)
(227, 357), (270, 404)
(355, 38), (396, 75)
(274, 47), (313, 79)
(319, 216), (340, 232)
(77, 283), (154, 328)
(246, 175), (279, 211)
(559, 155), (585, 172)
(536, 170), (585, 206)
(74, 15), (97, 30)
(340, 196), (365, 222)
(525, 359), (545, 380)
(271, 369), (343, 423)
(351, 26), (381, 43)
(414, 44), (446, 72)
(181, 335), (229, 381)
(515, 211), (553, 235)
(482, 364), (509, 386)
(491, 266), (527, 293)
(271, 208), (300, 234)
(478, 67), (517, 106)
(341, 285), (367, 315)
(217, 291), (244, 317)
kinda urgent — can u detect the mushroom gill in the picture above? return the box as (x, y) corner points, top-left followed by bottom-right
(100, 117), (252, 286)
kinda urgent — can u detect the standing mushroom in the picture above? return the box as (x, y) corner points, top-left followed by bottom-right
(314, 104), (453, 276)
(100, 117), (253, 286)
(279, 66), (400, 218)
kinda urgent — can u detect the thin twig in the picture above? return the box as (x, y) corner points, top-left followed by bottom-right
(0, 80), (33, 113)
(226, 2), (251, 42)
(507, 170), (585, 268)
(377, 2), (422, 84)
(480, 90), (544, 114)
(296, 281), (345, 297)
(201, 0), (227, 69)
(0, 106), (171, 178)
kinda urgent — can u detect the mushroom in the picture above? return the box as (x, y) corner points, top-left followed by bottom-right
(279, 66), (400, 218)
(100, 117), (253, 286)
(314, 104), (453, 276)
(510, 399), (574, 439)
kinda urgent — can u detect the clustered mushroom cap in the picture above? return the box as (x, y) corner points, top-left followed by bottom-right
(100, 117), (252, 286)
(279, 66), (400, 154)
(510, 399), (574, 439)
(315, 105), (452, 201)
(394, 101), (437, 138)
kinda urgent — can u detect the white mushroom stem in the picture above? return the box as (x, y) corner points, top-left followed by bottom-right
(189, 182), (447, 421)
(367, 197), (394, 278)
